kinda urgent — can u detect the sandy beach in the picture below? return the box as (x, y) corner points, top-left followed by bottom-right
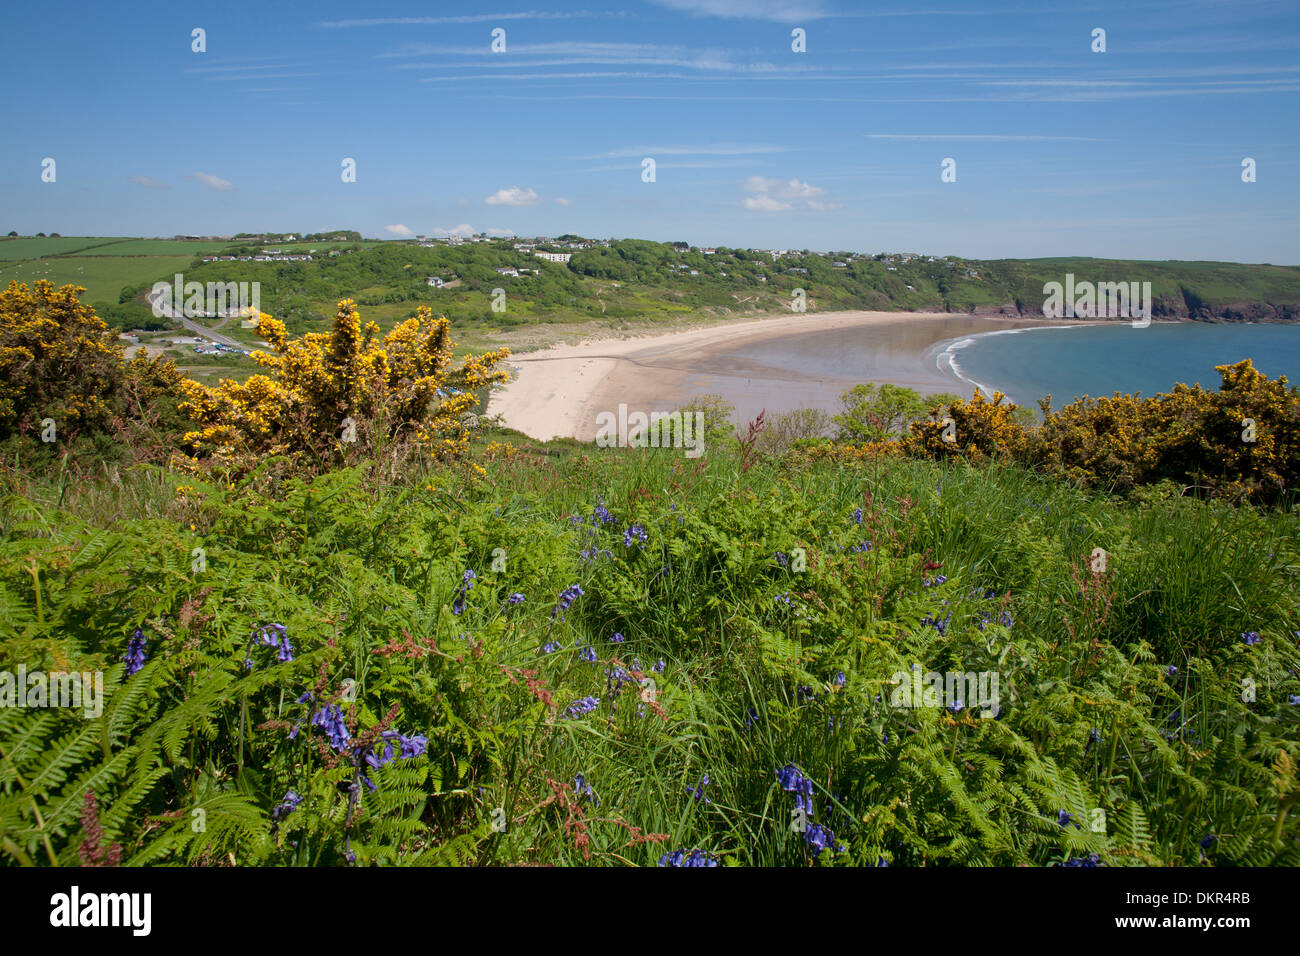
(488, 310), (1077, 441)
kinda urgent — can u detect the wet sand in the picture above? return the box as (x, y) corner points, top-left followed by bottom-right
(489, 311), (1066, 441)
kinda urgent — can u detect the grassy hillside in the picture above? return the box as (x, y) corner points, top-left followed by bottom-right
(2, 433), (1297, 866)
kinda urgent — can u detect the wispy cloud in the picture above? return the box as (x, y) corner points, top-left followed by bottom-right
(485, 186), (542, 206)
(318, 10), (623, 29)
(128, 176), (169, 189)
(189, 172), (233, 191)
(591, 143), (791, 159)
(648, 0), (830, 22)
(867, 133), (1107, 142)
(555, 197), (572, 206)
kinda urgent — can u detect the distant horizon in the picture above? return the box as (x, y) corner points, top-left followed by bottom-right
(3, 230), (1297, 268)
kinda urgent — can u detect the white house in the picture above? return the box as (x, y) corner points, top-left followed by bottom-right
(534, 251), (572, 263)
(426, 276), (445, 287)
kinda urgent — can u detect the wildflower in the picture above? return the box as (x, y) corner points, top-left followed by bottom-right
(743, 707), (759, 729)
(848, 540), (872, 553)
(1200, 833), (1217, 850)
(623, 523), (648, 548)
(1242, 631), (1261, 646)
(659, 849), (717, 867)
(564, 695), (600, 719)
(247, 623), (293, 668)
(311, 706), (350, 751)
(686, 774), (712, 803)
(123, 628), (148, 677)
(593, 500), (616, 524)
(462, 569), (477, 588)
(540, 640), (563, 655)
(1165, 665), (1178, 677)
(653, 659), (665, 672)
(578, 645), (597, 663)
(850, 507), (863, 524)
(610, 632), (625, 643)
(552, 584), (584, 620)
(507, 593), (525, 604)
(272, 791), (302, 821)
(1289, 695), (1300, 706)
(573, 773), (599, 804)
(833, 672), (846, 687)
(797, 685), (816, 703)
(1057, 853), (1103, 867)
(948, 700), (963, 714)
(774, 551), (788, 567)
(1057, 810), (1080, 829)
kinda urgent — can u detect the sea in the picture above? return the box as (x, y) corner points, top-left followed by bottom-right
(932, 322), (1300, 410)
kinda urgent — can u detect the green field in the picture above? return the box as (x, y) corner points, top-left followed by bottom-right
(0, 255), (198, 304)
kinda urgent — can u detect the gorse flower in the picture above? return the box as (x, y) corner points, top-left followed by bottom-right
(123, 628), (148, 677)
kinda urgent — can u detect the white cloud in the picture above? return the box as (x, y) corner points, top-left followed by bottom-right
(485, 186), (542, 206)
(807, 200), (842, 211)
(742, 195), (793, 212)
(385, 224), (414, 236)
(190, 172), (234, 191)
(432, 223), (476, 238)
(486, 227), (517, 237)
(744, 176), (825, 200)
(129, 176), (169, 189)
(555, 197), (572, 206)
(649, 0), (828, 22)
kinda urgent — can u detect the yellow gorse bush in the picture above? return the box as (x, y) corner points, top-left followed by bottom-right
(0, 280), (124, 438)
(177, 299), (510, 473)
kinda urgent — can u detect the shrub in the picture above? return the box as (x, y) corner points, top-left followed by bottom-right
(176, 299), (510, 474)
(0, 281), (124, 439)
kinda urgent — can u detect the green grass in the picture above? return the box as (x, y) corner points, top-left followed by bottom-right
(0, 255), (197, 304)
(1, 432), (1297, 867)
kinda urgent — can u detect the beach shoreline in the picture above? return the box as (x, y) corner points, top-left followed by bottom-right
(487, 309), (1110, 442)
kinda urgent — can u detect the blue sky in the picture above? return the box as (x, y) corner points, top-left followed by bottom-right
(3, 0), (1298, 261)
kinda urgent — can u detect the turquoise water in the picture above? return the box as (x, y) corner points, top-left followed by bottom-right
(936, 323), (1300, 409)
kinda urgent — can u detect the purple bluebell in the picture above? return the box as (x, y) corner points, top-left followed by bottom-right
(123, 628), (148, 676)
(564, 695), (600, 719)
(686, 774), (712, 803)
(311, 705), (350, 751)
(610, 632), (625, 643)
(659, 849), (717, 867)
(850, 507), (863, 524)
(578, 645), (597, 663)
(272, 790), (302, 820)
(507, 593), (525, 604)
(1242, 631), (1262, 646)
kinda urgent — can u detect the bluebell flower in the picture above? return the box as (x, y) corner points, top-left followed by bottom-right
(573, 773), (599, 804)
(659, 848), (717, 867)
(851, 507), (863, 524)
(311, 705), (350, 751)
(272, 790), (302, 821)
(653, 659), (665, 673)
(462, 569), (477, 588)
(578, 645), (597, 663)
(1166, 665), (1178, 677)
(623, 523), (648, 548)
(593, 499), (616, 524)
(123, 628), (148, 676)
(1242, 631), (1261, 646)
(1289, 695), (1300, 706)
(564, 695), (600, 719)
(552, 584), (584, 620)
(833, 672), (846, 687)
(610, 632), (625, 643)
(540, 640), (563, 655)
(507, 593), (525, 604)
(848, 540), (872, 553)
(1057, 809), (1080, 829)
(1057, 853), (1103, 867)
(686, 774), (712, 803)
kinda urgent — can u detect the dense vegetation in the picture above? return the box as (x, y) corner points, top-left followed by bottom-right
(1, 282), (1297, 867)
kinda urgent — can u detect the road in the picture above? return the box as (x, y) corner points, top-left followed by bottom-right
(146, 290), (245, 348)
